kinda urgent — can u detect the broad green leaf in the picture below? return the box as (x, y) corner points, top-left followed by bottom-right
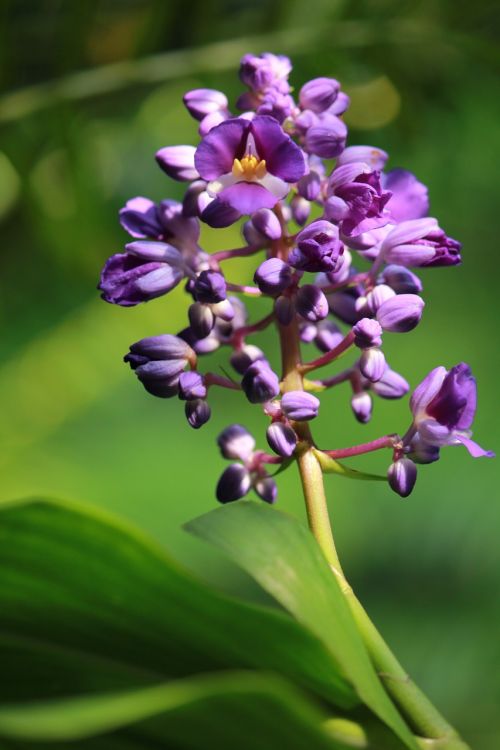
(186, 501), (419, 750)
(0, 497), (355, 709)
(314, 449), (387, 481)
(0, 672), (346, 750)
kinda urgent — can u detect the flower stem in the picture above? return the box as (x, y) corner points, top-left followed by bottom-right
(324, 434), (399, 459)
(275, 272), (468, 748)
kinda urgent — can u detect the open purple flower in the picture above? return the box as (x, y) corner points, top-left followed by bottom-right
(382, 218), (461, 267)
(409, 363), (493, 458)
(382, 169), (429, 222)
(327, 162), (392, 237)
(119, 198), (201, 253)
(194, 115), (306, 227)
(289, 220), (344, 273)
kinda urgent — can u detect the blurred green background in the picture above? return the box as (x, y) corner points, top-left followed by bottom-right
(0, 1), (498, 748)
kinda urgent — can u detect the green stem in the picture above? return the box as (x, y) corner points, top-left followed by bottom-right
(275, 284), (469, 749)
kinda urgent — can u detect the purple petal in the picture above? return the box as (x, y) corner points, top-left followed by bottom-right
(410, 366), (447, 416)
(454, 434), (495, 458)
(383, 168), (429, 222)
(201, 198), (242, 228)
(250, 116), (306, 182)
(119, 197), (162, 238)
(195, 118), (249, 180)
(218, 182), (279, 214)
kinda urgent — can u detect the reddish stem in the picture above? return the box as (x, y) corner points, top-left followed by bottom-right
(324, 434), (399, 459)
(232, 311), (275, 346)
(204, 373), (241, 391)
(300, 330), (355, 374)
(211, 245), (262, 262)
(226, 282), (262, 296)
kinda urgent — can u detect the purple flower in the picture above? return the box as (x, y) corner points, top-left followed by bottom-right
(119, 198), (201, 253)
(337, 146), (388, 171)
(194, 116), (306, 226)
(266, 422), (297, 457)
(409, 364), (493, 457)
(251, 207), (282, 240)
(281, 391), (320, 421)
(183, 88), (229, 121)
(193, 270), (227, 303)
(382, 218), (461, 267)
(254, 258), (293, 295)
(296, 285), (329, 322)
(376, 294), (425, 333)
(239, 53), (292, 93)
(382, 169), (429, 223)
(217, 424), (255, 461)
(124, 334), (195, 398)
(216, 464), (252, 503)
(388, 458), (417, 498)
(371, 368), (409, 399)
(304, 113), (348, 159)
(188, 302), (215, 339)
(299, 78), (341, 113)
(359, 349), (386, 383)
(99, 241), (185, 306)
(300, 319), (344, 353)
(185, 399), (211, 429)
(364, 284), (396, 314)
(290, 220), (344, 273)
(178, 371), (207, 400)
(378, 265), (423, 295)
(241, 361), (280, 404)
(155, 146), (199, 181)
(327, 162), (392, 236)
(290, 195), (311, 226)
(353, 318), (383, 349)
(351, 392), (372, 424)
(230, 344), (266, 375)
(297, 171), (321, 201)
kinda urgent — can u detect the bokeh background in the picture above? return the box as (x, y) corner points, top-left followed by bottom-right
(1, 1), (498, 747)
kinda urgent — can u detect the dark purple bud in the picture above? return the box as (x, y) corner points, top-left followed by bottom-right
(274, 295), (295, 325)
(251, 208), (282, 240)
(155, 146), (199, 181)
(297, 171), (321, 201)
(201, 198), (242, 228)
(407, 434), (441, 464)
(185, 398), (211, 429)
(296, 285), (329, 322)
(382, 219), (461, 267)
(281, 391), (320, 421)
(230, 345), (266, 375)
(365, 285), (396, 314)
(241, 361), (280, 404)
(290, 195), (311, 226)
(379, 265), (423, 295)
(188, 302), (215, 339)
(351, 392), (372, 423)
(178, 371), (207, 400)
(372, 368), (409, 399)
(328, 289), (361, 325)
(217, 424), (255, 461)
(254, 476), (278, 504)
(376, 294), (424, 333)
(359, 349), (386, 383)
(266, 422), (297, 457)
(299, 77), (340, 113)
(211, 298), (234, 321)
(128, 334), (194, 363)
(119, 197), (163, 238)
(353, 318), (383, 349)
(194, 270), (227, 303)
(290, 220), (344, 273)
(216, 464), (251, 503)
(305, 114), (348, 158)
(254, 258), (293, 296)
(388, 458), (417, 498)
(183, 88), (228, 121)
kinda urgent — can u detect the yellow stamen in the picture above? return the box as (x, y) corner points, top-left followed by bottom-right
(232, 154), (267, 180)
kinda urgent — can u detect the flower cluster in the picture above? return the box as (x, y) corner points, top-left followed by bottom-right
(99, 53), (492, 502)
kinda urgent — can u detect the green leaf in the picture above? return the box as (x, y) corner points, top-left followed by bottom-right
(186, 501), (419, 750)
(314, 449), (387, 481)
(0, 497), (355, 709)
(0, 672), (352, 749)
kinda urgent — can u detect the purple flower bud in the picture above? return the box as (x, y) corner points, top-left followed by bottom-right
(266, 422), (297, 457)
(178, 371), (207, 400)
(239, 52), (292, 92)
(359, 349), (386, 382)
(230, 345), (266, 375)
(274, 295), (295, 325)
(314, 320), (344, 353)
(365, 284), (396, 314)
(290, 220), (344, 273)
(155, 146), (199, 181)
(198, 111), (229, 136)
(185, 398), (211, 429)
(351, 392), (372, 423)
(217, 424), (256, 461)
(183, 88), (229, 121)
(328, 289), (361, 325)
(281, 391), (320, 421)
(382, 219), (461, 267)
(328, 163), (391, 237)
(376, 294), (424, 333)
(241, 361), (280, 404)
(251, 208), (282, 240)
(407, 434), (441, 464)
(119, 197), (163, 238)
(353, 318), (383, 349)
(99, 242), (185, 306)
(216, 464), (251, 503)
(254, 258), (293, 296)
(211, 298), (235, 321)
(188, 302), (215, 339)
(378, 265), (423, 295)
(254, 476), (278, 504)
(296, 285), (329, 321)
(328, 91), (350, 116)
(388, 458), (417, 498)
(194, 270), (227, 303)
(128, 334), (194, 363)
(305, 114), (348, 158)
(337, 146), (388, 171)
(182, 181), (208, 217)
(297, 171), (321, 201)
(372, 368), (409, 399)
(299, 77), (340, 113)
(290, 195), (311, 226)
